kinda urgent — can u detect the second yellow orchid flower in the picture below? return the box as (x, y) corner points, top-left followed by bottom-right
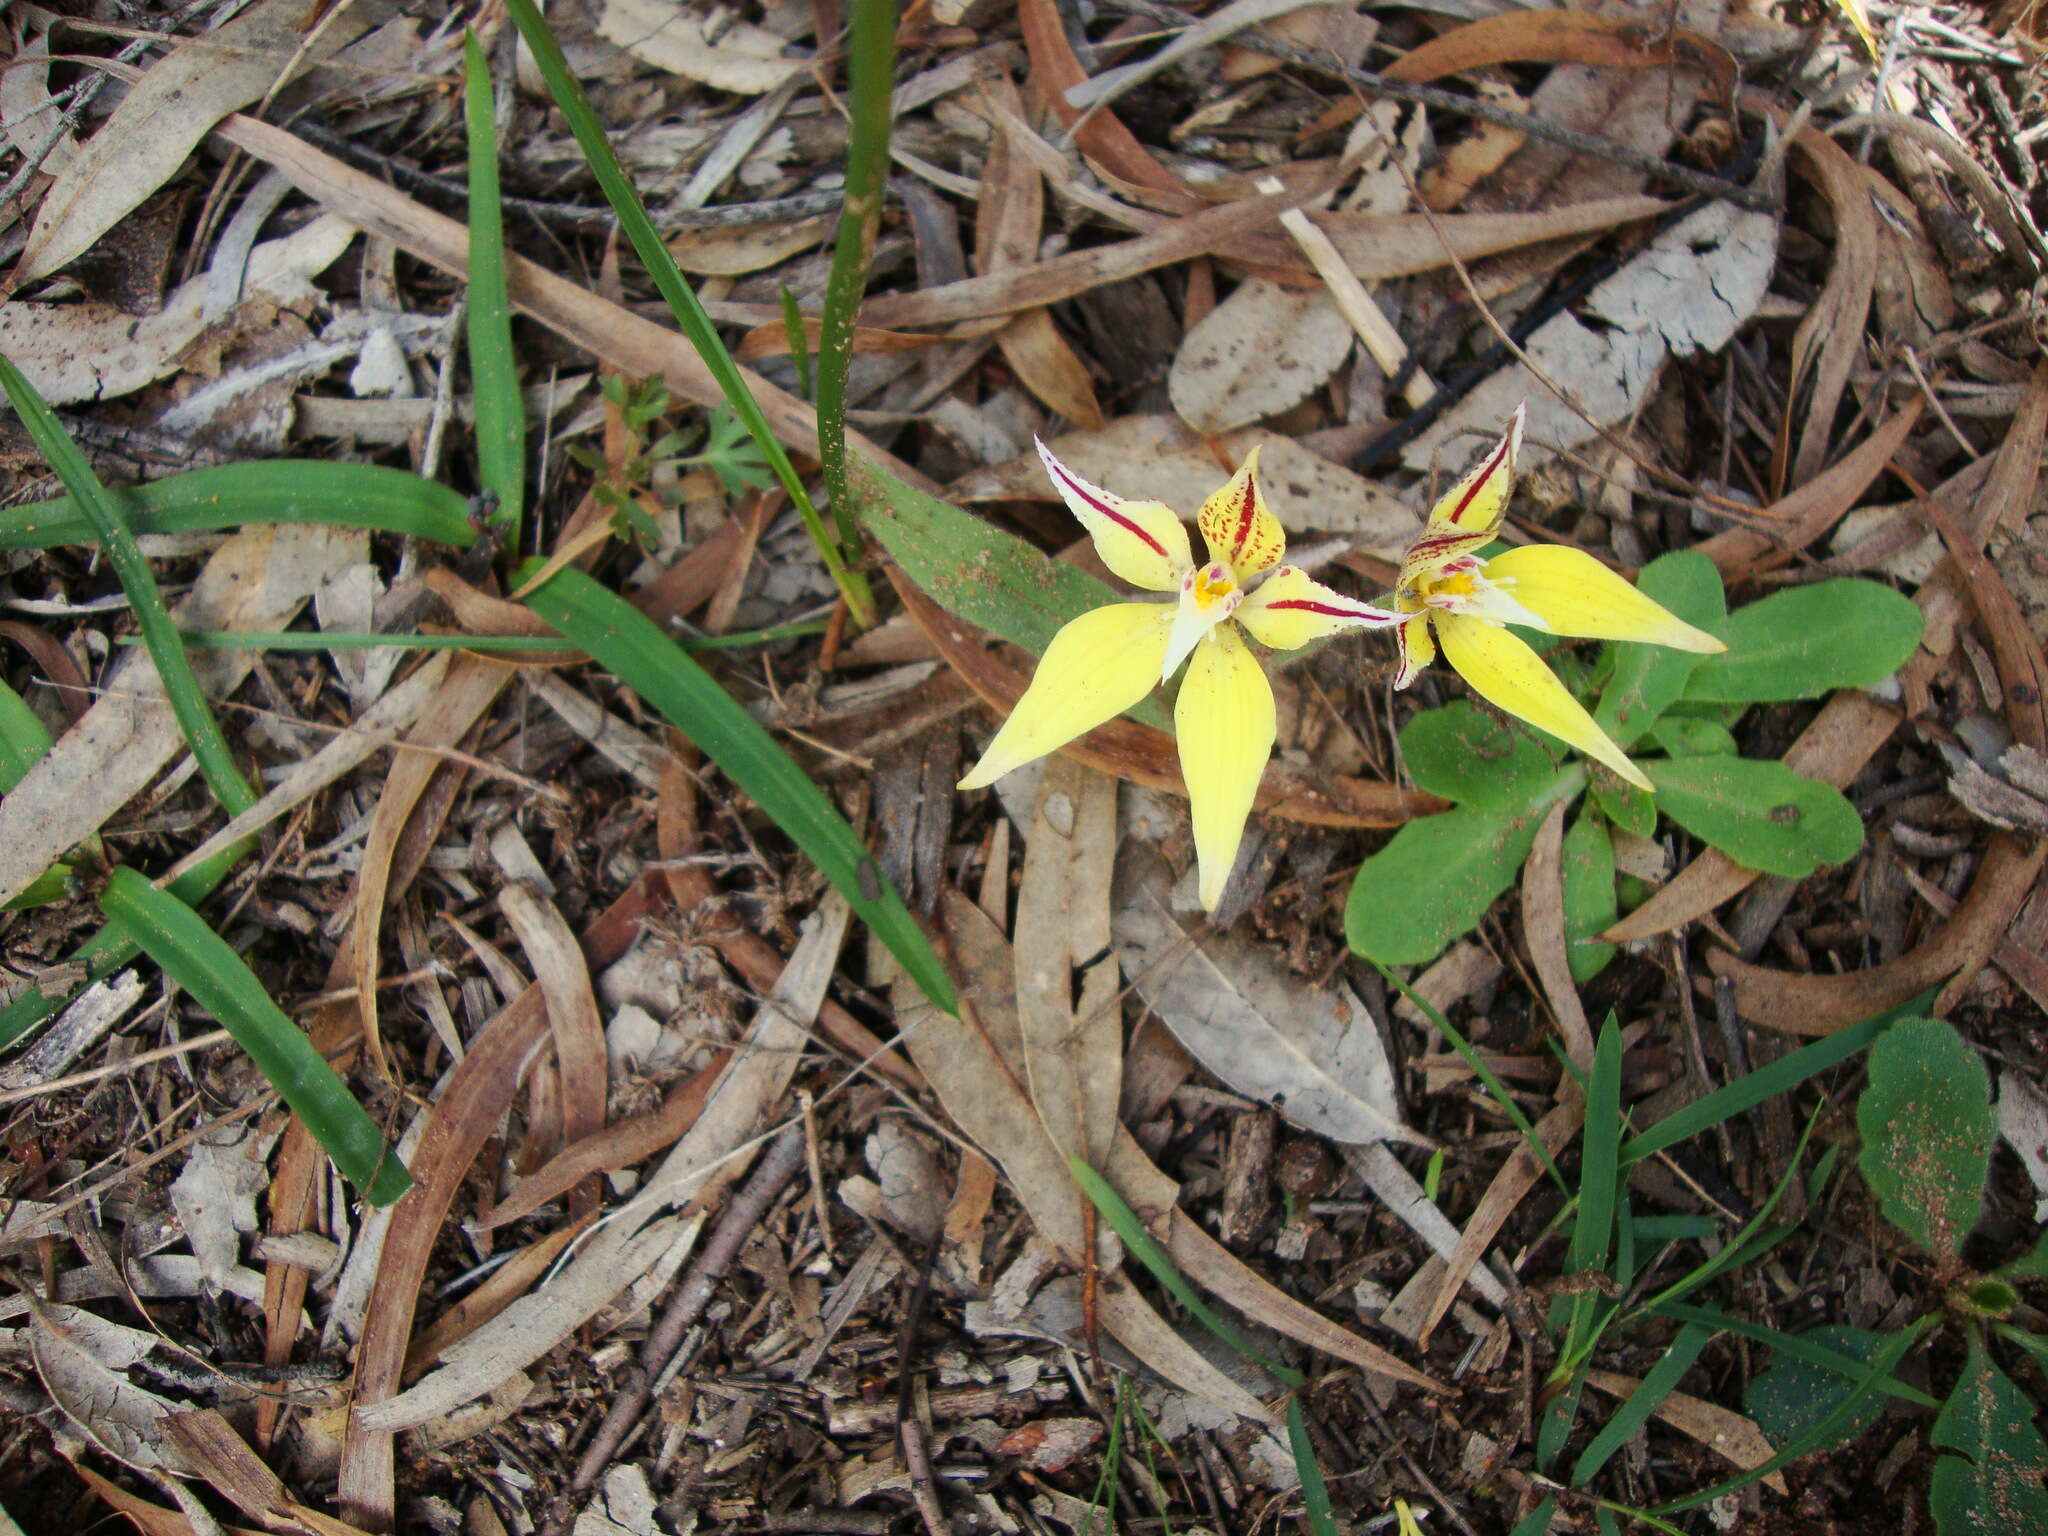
(958, 441), (1401, 910)
(1391, 405), (1725, 788)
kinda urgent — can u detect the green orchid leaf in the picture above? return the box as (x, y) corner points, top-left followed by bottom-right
(847, 454), (1171, 731)
(1647, 715), (1738, 757)
(1644, 756), (1863, 877)
(1857, 1016), (1993, 1261)
(1745, 1326), (1891, 1453)
(1590, 776), (1656, 838)
(1399, 701), (1559, 811)
(1345, 768), (1584, 965)
(1930, 1335), (2048, 1536)
(1560, 808), (1618, 983)
(1685, 579), (1923, 704)
(1595, 549), (1726, 746)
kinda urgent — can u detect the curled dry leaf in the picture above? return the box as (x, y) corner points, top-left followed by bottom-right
(1112, 850), (1429, 1149)
(1169, 278), (1355, 434)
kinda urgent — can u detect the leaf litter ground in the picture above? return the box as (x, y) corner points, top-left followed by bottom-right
(0, 1), (2046, 1534)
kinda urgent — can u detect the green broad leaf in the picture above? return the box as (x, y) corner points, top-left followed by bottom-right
(1930, 1335), (2048, 1536)
(0, 461), (478, 551)
(1685, 579), (1923, 704)
(1644, 756), (1864, 877)
(1647, 716), (1738, 757)
(1590, 776), (1655, 838)
(517, 561), (957, 1014)
(1398, 701), (1558, 811)
(1857, 1016), (1994, 1261)
(847, 453), (1172, 732)
(98, 868), (411, 1205)
(1594, 549), (1726, 746)
(1560, 809), (1618, 983)
(1745, 1326), (1891, 1452)
(1345, 768), (1584, 966)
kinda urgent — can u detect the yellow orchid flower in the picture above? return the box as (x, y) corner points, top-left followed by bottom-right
(1394, 1500), (1425, 1536)
(959, 440), (1402, 910)
(1391, 404), (1726, 789)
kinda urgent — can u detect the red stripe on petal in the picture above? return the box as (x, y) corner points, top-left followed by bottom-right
(1049, 459), (1167, 556)
(1264, 599), (1397, 622)
(1231, 478), (1258, 559)
(1446, 435), (1513, 526)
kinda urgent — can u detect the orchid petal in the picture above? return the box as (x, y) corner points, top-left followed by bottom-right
(1435, 612), (1650, 790)
(1398, 404), (1522, 590)
(1392, 614), (1434, 689)
(1196, 446), (1286, 578)
(1036, 438), (1191, 592)
(1237, 566), (1402, 651)
(1425, 403), (1523, 535)
(1175, 625), (1275, 911)
(1483, 544), (1727, 652)
(958, 602), (1172, 789)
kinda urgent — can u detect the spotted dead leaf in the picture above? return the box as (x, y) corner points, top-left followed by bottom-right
(26, 1297), (181, 1473)
(1168, 278), (1354, 434)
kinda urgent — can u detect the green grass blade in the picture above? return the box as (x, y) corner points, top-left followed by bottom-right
(0, 849), (243, 1054)
(815, 0), (897, 562)
(1653, 1303), (1939, 1408)
(0, 674), (53, 792)
(1070, 1155), (1303, 1386)
(0, 461), (477, 551)
(1375, 960), (1567, 1195)
(1571, 1017), (1624, 1278)
(1620, 995), (1922, 1167)
(98, 868), (410, 1203)
(515, 560), (953, 1011)
(463, 29), (523, 540)
(1570, 1321), (1712, 1486)
(1508, 1498), (1558, 1536)
(778, 286), (813, 400)
(1286, 1396), (1338, 1536)
(1650, 1320), (1932, 1514)
(0, 357), (257, 823)
(499, 0), (874, 627)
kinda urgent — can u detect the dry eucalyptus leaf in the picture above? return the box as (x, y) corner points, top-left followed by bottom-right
(667, 214), (831, 275)
(26, 1298), (181, 1473)
(1169, 279), (1355, 434)
(1113, 852), (1427, 1147)
(18, 0), (381, 282)
(599, 0), (807, 93)
(0, 216), (356, 406)
(1400, 202), (1777, 474)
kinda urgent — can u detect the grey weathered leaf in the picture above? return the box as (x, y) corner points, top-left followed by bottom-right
(1113, 852), (1426, 1147)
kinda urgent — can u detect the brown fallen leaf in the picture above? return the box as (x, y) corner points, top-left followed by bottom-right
(1581, 1370), (1787, 1493)
(1168, 277), (1354, 433)
(17, 0), (382, 282)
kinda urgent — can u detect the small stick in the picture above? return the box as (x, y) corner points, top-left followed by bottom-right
(1253, 175), (1438, 410)
(557, 1125), (808, 1510)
